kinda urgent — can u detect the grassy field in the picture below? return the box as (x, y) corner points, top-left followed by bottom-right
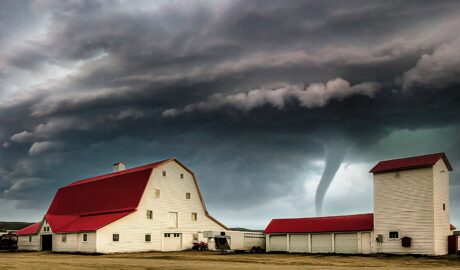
(0, 250), (459, 270)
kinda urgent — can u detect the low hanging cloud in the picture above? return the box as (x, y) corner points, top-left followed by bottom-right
(402, 38), (460, 90)
(163, 78), (380, 117)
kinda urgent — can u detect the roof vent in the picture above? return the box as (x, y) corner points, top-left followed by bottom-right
(113, 162), (126, 172)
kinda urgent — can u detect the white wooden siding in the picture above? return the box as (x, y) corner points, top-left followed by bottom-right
(374, 167), (435, 254)
(76, 232), (97, 253)
(18, 235), (40, 251)
(51, 233), (96, 253)
(432, 160), (451, 255)
(96, 160), (225, 253)
(53, 233), (78, 252)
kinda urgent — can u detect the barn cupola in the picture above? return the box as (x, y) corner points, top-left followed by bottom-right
(113, 162), (126, 172)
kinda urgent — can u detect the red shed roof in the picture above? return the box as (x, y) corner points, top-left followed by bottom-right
(370, 153), (452, 174)
(17, 159), (170, 235)
(16, 222), (41, 235)
(264, 213), (374, 234)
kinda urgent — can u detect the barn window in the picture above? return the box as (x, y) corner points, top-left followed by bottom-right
(193, 234), (199, 242)
(145, 234), (151, 242)
(83, 234), (88, 242)
(154, 189), (160, 198)
(28, 235), (32, 242)
(62, 235), (67, 243)
(186, 192), (191, 199)
(113, 234), (119, 242)
(180, 173), (184, 179)
(389, 231), (399, 239)
(191, 212), (197, 221)
(164, 233), (171, 237)
(147, 210), (153, 219)
(443, 203), (446, 210)
(162, 171), (166, 177)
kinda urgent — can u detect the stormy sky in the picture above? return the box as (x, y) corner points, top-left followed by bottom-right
(1, 0), (460, 229)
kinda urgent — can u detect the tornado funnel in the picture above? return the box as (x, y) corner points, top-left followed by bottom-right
(315, 142), (349, 216)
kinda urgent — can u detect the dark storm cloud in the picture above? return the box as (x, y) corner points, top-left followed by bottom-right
(1, 0), (460, 226)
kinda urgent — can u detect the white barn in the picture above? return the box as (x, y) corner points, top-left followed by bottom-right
(265, 153), (456, 255)
(17, 158), (227, 253)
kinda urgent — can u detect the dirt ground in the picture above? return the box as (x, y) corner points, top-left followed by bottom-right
(0, 250), (459, 270)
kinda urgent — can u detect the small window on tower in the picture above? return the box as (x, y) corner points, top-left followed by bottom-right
(113, 234), (119, 242)
(186, 192), (191, 199)
(147, 210), (153, 219)
(443, 203), (446, 211)
(162, 171), (166, 177)
(180, 173), (184, 179)
(154, 189), (160, 198)
(191, 212), (197, 221)
(389, 231), (399, 239)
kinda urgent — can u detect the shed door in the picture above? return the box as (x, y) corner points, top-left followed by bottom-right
(289, 234), (308, 253)
(269, 235), (287, 252)
(361, 232), (371, 254)
(311, 234), (332, 253)
(163, 233), (182, 251)
(335, 233), (358, 253)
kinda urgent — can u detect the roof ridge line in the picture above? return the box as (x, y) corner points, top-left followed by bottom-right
(65, 158), (172, 187)
(271, 213), (373, 221)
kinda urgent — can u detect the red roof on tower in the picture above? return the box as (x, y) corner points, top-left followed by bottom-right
(369, 153), (452, 174)
(264, 213), (374, 234)
(17, 159), (170, 235)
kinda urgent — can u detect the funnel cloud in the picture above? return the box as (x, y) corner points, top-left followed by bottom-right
(315, 142), (350, 216)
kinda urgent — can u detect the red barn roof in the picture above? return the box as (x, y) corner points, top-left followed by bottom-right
(370, 153), (452, 174)
(264, 213), (374, 234)
(17, 159), (170, 235)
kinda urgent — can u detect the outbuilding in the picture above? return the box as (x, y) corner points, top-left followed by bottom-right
(265, 153), (456, 255)
(265, 213), (373, 254)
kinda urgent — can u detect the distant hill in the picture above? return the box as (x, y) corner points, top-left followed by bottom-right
(0, 221), (34, 231)
(230, 227), (263, 232)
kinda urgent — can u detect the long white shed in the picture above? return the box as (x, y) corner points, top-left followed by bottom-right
(264, 213), (374, 254)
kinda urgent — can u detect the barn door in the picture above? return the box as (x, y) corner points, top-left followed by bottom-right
(41, 235), (52, 251)
(163, 233), (182, 251)
(361, 232), (371, 254)
(168, 212), (178, 228)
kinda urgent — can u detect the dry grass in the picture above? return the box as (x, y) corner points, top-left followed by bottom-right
(0, 250), (459, 270)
